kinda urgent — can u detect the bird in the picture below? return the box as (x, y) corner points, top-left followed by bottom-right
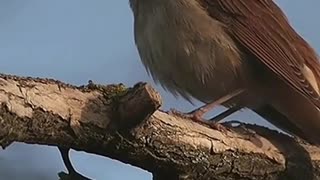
(129, 0), (320, 144)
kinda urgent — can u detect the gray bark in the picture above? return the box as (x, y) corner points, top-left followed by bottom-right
(0, 74), (319, 180)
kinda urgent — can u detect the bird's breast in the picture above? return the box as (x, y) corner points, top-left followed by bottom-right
(133, 0), (252, 102)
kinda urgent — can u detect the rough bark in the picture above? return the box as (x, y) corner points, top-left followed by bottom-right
(0, 73), (319, 180)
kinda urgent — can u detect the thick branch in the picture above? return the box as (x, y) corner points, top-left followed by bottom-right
(0, 74), (319, 180)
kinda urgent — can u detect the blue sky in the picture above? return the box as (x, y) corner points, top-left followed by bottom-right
(0, 1), (318, 179)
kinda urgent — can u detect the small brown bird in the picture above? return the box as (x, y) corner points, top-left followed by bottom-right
(129, 0), (320, 144)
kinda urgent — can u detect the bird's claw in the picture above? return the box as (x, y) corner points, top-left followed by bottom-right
(168, 108), (229, 132)
(168, 108), (203, 121)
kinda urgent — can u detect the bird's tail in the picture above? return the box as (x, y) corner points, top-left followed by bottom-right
(253, 105), (316, 145)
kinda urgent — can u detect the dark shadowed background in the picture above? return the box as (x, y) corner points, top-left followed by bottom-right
(0, 1), (318, 179)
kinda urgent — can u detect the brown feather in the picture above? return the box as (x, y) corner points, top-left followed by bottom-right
(130, 0), (320, 144)
(202, 0), (320, 107)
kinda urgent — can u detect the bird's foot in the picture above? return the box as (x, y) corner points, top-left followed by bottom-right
(222, 120), (255, 135)
(222, 120), (262, 147)
(168, 108), (229, 132)
(205, 121), (229, 133)
(168, 108), (203, 121)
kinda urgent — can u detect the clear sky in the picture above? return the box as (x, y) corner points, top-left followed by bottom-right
(0, 1), (318, 179)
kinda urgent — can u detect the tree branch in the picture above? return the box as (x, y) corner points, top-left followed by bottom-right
(0, 73), (319, 180)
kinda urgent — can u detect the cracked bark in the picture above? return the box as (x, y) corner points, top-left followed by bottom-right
(0, 73), (320, 180)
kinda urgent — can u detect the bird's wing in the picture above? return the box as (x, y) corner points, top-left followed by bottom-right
(200, 0), (320, 108)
